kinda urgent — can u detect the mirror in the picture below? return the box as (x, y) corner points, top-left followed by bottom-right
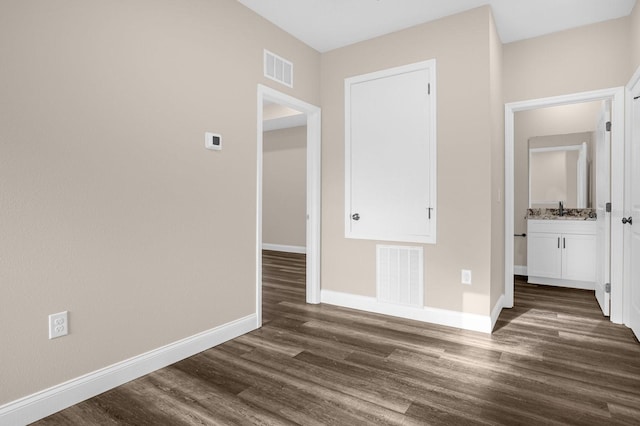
(529, 133), (592, 209)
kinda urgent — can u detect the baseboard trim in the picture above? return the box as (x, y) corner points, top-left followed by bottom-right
(0, 314), (257, 426)
(490, 294), (505, 331)
(528, 276), (595, 290)
(321, 290), (493, 334)
(513, 265), (527, 276)
(262, 243), (306, 254)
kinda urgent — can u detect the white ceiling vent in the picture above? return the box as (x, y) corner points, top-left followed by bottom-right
(264, 49), (293, 88)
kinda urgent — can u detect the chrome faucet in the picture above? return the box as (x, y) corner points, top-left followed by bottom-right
(559, 201), (564, 217)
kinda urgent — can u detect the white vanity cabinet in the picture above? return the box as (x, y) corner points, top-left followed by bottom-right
(527, 220), (596, 289)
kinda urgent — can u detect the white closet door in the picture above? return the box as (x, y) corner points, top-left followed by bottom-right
(595, 101), (611, 316)
(345, 61), (436, 244)
(629, 96), (640, 340)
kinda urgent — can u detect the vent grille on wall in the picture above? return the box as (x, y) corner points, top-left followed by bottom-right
(376, 245), (424, 308)
(264, 49), (293, 88)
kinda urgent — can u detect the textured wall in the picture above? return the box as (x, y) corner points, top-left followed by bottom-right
(503, 17), (630, 103)
(320, 7), (496, 316)
(489, 11), (505, 314)
(263, 126), (307, 248)
(0, 0), (320, 405)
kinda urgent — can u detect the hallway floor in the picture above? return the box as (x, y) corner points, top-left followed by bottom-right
(35, 253), (640, 425)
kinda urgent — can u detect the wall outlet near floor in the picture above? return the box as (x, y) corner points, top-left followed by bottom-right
(49, 311), (68, 339)
(461, 269), (472, 285)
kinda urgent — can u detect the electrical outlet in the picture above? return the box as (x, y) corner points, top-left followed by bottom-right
(461, 269), (472, 285)
(49, 311), (68, 339)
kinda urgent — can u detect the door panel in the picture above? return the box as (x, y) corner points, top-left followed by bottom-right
(346, 62), (435, 243)
(595, 101), (611, 316)
(630, 97), (640, 340)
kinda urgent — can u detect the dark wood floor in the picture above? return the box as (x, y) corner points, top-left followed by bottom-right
(35, 251), (640, 425)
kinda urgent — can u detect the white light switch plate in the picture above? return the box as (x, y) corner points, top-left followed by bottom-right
(461, 270), (472, 285)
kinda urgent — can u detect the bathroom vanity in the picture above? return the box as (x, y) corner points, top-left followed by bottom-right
(527, 213), (596, 290)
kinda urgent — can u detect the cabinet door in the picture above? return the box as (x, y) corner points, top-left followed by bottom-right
(562, 234), (597, 282)
(345, 61), (436, 244)
(527, 233), (562, 279)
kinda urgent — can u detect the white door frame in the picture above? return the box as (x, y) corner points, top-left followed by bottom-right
(504, 87), (625, 323)
(624, 66), (640, 328)
(256, 84), (322, 328)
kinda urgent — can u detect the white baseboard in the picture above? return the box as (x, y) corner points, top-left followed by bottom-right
(513, 265), (527, 276)
(0, 314), (257, 426)
(262, 243), (306, 254)
(527, 276), (595, 290)
(321, 290), (493, 334)
(490, 294), (505, 331)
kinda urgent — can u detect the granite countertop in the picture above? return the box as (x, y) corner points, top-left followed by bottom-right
(527, 208), (597, 221)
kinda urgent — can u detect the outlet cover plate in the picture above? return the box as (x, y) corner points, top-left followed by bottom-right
(49, 311), (68, 339)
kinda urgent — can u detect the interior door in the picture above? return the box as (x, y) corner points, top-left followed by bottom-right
(630, 96), (640, 340)
(595, 101), (611, 316)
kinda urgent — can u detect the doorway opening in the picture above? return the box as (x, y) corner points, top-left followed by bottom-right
(504, 87), (625, 323)
(256, 85), (321, 328)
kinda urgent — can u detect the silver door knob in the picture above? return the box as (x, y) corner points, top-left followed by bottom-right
(351, 213), (360, 221)
(622, 217), (633, 225)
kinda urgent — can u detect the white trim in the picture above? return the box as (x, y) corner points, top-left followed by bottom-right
(513, 265), (528, 276)
(491, 294), (505, 331)
(504, 87), (625, 324)
(262, 243), (306, 254)
(0, 315), (257, 426)
(528, 277), (595, 290)
(263, 113), (306, 132)
(257, 85), (322, 322)
(321, 290), (493, 334)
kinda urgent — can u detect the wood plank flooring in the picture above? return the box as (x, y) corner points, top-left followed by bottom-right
(35, 252), (640, 425)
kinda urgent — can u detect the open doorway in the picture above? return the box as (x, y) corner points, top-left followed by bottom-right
(504, 87), (625, 323)
(256, 85), (321, 328)
(262, 101), (307, 254)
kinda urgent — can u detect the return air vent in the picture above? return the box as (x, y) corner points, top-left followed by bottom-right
(264, 49), (293, 88)
(376, 245), (424, 308)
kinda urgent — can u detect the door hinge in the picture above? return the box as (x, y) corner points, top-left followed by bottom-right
(606, 202), (611, 213)
(427, 83), (431, 95)
(605, 283), (611, 293)
(606, 121), (612, 132)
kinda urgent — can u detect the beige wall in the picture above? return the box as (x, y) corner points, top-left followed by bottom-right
(263, 126), (307, 248)
(321, 6), (497, 316)
(503, 17), (630, 103)
(0, 0), (320, 405)
(504, 17), (630, 271)
(489, 11), (505, 312)
(3, 0), (638, 410)
(632, 3), (640, 74)
(513, 103), (600, 267)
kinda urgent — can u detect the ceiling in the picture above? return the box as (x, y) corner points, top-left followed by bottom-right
(238, 0), (636, 52)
